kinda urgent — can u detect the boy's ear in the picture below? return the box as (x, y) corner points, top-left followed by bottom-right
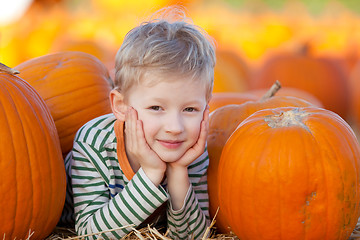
(109, 89), (128, 121)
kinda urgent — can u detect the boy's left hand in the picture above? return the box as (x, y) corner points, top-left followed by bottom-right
(166, 107), (209, 210)
(168, 106), (209, 169)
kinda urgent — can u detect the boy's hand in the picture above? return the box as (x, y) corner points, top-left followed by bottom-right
(124, 107), (166, 186)
(168, 106), (210, 169)
(166, 107), (209, 210)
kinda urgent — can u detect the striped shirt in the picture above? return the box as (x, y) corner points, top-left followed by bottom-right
(63, 113), (210, 239)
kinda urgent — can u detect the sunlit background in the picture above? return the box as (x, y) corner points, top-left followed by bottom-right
(1, 0), (359, 68)
(1, 0), (360, 126)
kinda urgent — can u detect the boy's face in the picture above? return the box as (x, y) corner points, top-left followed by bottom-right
(125, 73), (208, 163)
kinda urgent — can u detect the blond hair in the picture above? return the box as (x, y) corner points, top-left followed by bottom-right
(114, 6), (216, 101)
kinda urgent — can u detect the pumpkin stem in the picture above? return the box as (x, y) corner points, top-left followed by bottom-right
(260, 80), (281, 101)
(0, 63), (20, 75)
(298, 42), (311, 56)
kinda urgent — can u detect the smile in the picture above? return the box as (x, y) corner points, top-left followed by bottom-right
(158, 140), (183, 149)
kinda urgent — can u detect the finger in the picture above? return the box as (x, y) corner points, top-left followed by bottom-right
(136, 119), (148, 149)
(203, 106), (210, 123)
(125, 107), (138, 150)
(124, 121), (133, 151)
(129, 107), (138, 133)
(180, 114), (209, 164)
(196, 120), (208, 151)
(198, 107), (209, 141)
(195, 108), (210, 147)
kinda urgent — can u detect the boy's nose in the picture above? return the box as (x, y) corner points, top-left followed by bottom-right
(164, 113), (184, 134)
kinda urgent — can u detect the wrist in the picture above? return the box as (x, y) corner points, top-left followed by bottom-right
(143, 167), (165, 186)
(166, 164), (188, 176)
(166, 165), (189, 185)
(166, 165), (190, 210)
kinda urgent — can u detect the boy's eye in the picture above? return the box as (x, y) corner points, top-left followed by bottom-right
(184, 107), (197, 112)
(149, 106), (161, 111)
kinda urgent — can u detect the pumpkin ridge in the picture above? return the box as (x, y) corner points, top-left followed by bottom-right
(251, 129), (272, 238)
(266, 128), (284, 238)
(54, 98), (110, 124)
(316, 124), (331, 238)
(299, 115), (330, 238)
(4, 78), (36, 235)
(41, 84), (110, 102)
(0, 88), (22, 236)
(17, 80), (50, 232)
(319, 116), (359, 237)
(24, 78), (65, 235)
(300, 127), (312, 238)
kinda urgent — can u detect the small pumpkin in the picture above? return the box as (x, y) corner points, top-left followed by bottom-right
(348, 61), (360, 130)
(0, 64), (66, 239)
(16, 51), (113, 157)
(218, 107), (360, 239)
(207, 81), (315, 233)
(213, 49), (250, 93)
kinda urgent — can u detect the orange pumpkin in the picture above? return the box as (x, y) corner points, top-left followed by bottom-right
(51, 38), (108, 63)
(247, 86), (324, 108)
(213, 49), (250, 93)
(16, 51), (113, 157)
(218, 107), (360, 239)
(349, 61), (360, 130)
(207, 83), (315, 233)
(209, 92), (258, 112)
(209, 85), (324, 113)
(0, 64), (66, 239)
(251, 53), (350, 119)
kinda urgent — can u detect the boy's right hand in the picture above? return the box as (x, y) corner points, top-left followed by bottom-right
(124, 107), (166, 186)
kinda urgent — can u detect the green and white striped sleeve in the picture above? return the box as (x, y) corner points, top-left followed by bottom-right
(167, 149), (210, 240)
(71, 140), (168, 240)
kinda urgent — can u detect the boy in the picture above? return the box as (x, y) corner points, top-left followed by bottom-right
(64, 6), (216, 240)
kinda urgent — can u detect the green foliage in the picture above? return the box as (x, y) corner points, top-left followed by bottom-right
(223, 0), (360, 15)
(299, 0), (328, 15)
(262, 0), (286, 10)
(341, 0), (360, 14)
(223, 0), (246, 8)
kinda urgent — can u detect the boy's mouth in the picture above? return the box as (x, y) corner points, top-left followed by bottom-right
(158, 139), (184, 149)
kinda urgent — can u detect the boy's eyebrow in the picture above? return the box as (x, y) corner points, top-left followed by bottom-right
(150, 97), (204, 105)
(184, 100), (204, 105)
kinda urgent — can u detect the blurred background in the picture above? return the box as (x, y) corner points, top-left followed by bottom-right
(1, 0), (360, 126)
(1, 0), (359, 70)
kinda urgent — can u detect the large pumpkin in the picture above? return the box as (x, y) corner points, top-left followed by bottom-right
(250, 53), (350, 119)
(207, 90), (315, 233)
(15, 51), (113, 157)
(0, 64), (66, 239)
(218, 107), (360, 240)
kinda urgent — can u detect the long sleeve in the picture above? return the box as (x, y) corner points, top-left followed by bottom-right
(71, 141), (168, 239)
(167, 149), (210, 240)
(67, 114), (169, 239)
